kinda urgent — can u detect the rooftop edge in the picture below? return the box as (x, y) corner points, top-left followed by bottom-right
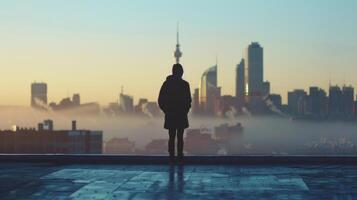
(1, 154), (357, 165)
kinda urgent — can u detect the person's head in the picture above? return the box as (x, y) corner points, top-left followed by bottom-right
(172, 63), (184, 78)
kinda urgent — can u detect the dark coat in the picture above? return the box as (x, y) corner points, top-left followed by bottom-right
(158, 75), (192, 129)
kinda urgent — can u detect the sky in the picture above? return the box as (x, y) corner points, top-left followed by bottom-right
(0, 0), (357, 106)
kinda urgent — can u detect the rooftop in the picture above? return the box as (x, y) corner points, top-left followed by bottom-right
(1, 155), (357, 199)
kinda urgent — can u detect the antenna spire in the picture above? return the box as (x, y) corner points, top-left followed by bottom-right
(174, 21), (182, 64)
(177, 22), (179, 45)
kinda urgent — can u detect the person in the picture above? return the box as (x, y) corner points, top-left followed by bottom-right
(158, 64), (191, 162)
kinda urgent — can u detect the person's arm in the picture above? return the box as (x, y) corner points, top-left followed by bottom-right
(158, 82), (167, 113)
(185, 82), (192, 113)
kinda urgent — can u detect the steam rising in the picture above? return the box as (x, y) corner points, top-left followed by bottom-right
(224, 106), (237, 125)
(242, 107), (252, 117)
(142, 103), (153, 118)
(1, 106), (357, 155)
(34, 98), (52, 112)
(263, 97), (289, 118)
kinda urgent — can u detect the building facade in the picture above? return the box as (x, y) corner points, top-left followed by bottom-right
(328, 86), (343, 117)
(199, 65), (221, 115)
(342, 86), (354, 117)
(0, 120), (102, 154)
(120, 93), (134, 113)
(307, 87), (327, 118)
(244, 42), (263, 97)
(235, 59), (245, 101)
(288, 89), (307, 116)
(31, 82), (47, 109)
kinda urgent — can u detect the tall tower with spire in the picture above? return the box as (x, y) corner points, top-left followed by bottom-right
(174, 23), (182, 64)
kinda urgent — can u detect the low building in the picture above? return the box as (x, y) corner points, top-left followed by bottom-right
(145, 139), (167, 154)
(104, 137), (135, 154)
(0, 120), (102, 154)
(185, 129), (218, 155)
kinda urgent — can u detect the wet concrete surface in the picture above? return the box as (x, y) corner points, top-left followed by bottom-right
(0, 162), (357, 199)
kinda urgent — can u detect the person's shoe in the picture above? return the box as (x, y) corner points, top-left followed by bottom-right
(177, 152), (184, 158)
(177, 153), (184, 164)
(169, 155), (175, 164)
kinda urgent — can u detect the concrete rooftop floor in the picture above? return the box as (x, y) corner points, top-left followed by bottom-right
(1, 162), (357, 200)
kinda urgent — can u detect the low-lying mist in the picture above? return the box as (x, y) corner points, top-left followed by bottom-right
(1, 106), (357, 155)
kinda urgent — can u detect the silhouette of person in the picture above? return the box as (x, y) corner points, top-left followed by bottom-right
(158, 63), (191, 162)
(167, 164), (185, 198)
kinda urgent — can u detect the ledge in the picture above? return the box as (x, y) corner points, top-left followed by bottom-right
(1, 154), (357, 165)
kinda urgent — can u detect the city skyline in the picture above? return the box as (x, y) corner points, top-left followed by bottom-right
(1, 0), (357, 106)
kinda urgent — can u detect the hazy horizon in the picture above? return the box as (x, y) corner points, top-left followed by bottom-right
(1, 106), (357, 155)
(1, 0), (357, 106)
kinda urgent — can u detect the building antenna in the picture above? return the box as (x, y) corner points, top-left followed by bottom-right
(174, 21), (182, 64)
(177, 21), (179, 45)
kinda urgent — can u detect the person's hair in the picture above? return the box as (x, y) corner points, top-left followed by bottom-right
(172, 64), (184, 77)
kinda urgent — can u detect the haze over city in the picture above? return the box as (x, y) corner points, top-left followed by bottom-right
(1, 0), (357, 106)
(2, 2), (357, 199)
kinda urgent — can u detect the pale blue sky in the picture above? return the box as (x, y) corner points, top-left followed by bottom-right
(0, 0), (357, 105)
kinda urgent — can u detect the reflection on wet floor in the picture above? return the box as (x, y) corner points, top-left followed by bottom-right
(1, 163), (357, 199)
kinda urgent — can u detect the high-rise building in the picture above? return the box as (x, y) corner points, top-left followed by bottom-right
(342, 86), (354, 117)
(244, 42), (263, 96)
(120, 93), (134, 113)
(307, 87), (327, 117)
(31, 82), (47, 109)
(328, 86), (343, 117)
(308, 87), (319, 115)
(235, 59), (245, 101)
(72, 94), (80, 106)
(192, 88), (200, 115)
(199, 65), (221, 115)
(288, 89), (307, 116)
(262, 81), (270, 96)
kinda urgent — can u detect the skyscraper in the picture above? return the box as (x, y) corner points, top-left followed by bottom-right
(31, 82), (47, 109)
(235, 59), (245, 100)
(328, 86), (343, 117)
(174, 23), (182, 64)
(244, 42), (263, 96)
(72, 94), (80, 106)
(342, 86), (354, 117)
(199, 65), (221, 115)
(120, 92), (134, 113)
(192, 88), (200, 115)
(119, 87), (133, 113)
(262, 81), (270, 97)
(288, 89), (307, 116)
(307, 87), (327, 117)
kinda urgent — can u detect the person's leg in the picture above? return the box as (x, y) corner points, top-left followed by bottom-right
(177, 128), (184, 158)
(168, 129), (176, 158)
